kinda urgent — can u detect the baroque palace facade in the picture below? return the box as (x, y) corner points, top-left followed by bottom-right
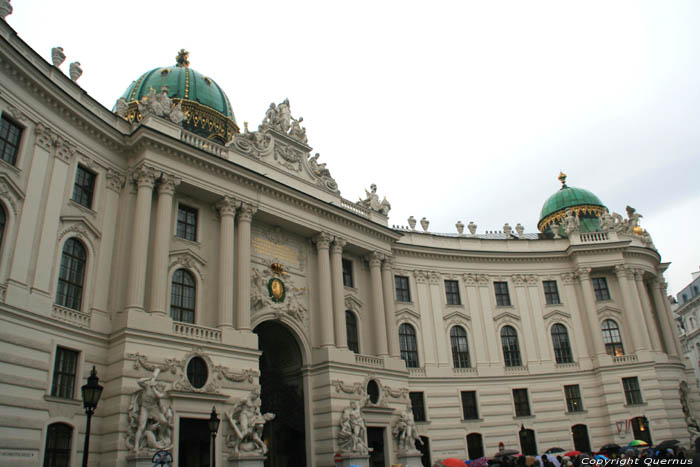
(0, 8), (698, 467)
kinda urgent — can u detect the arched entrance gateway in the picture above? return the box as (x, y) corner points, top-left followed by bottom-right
(254, 321), (307, 467)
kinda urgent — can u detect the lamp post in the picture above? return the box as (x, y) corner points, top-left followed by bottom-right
(209, 406), (220, 467)
(81, 366), (103, 467)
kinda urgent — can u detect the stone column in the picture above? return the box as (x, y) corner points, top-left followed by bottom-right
(381, 256), (400, 358)
(525, 275), (551, 362)
(368, 252), (388, 356)
(148, 173), (180, 316)
(615, 265), (650, 352)
(575, 268), (607, 356)
(650, 278), (680, 357)
(513, 275), (539, 363)
(477, 275), (501, 365)
(235, 202), (257, 330)
(633, 270), (662, 352)
(561, 272), (593, 360)
(464, 274), (489, 364)
(428, 272), (450, 366)
(314, 233), (335, 347)
(330, 237), (347, 349)
(216, 196), (238, 329)
(415, 271), (437, 366)
(125, 167), (156, 313)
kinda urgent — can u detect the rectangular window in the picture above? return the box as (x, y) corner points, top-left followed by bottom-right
(51, 348), (79, 399)
(72, 165), (96, 209)
(461, 391), (479, 420)
(395, 275), (411, 302)
(409, 391), (426, 422)
(622, 377), (643, 405)
(176, 204), (198, 241)
(564, 384), (584, 412)
(513, 388), (531, 417)
(494, 282), (511, 306)
(592, 277), (611, 301)
(0, 115), (22, 166)
(445, 280), (461, 305)
(543, 280), (561, 305)
(342, 258), (354, 288)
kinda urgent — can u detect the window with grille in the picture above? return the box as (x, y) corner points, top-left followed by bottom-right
(564, 384), (584, 412)
(461, 391), (479, 420)
(592, 277), (611, 301)
(55, 238), (86, 311)
(513, 388), (531, 417)
(71, 165), (96, 209)
(450, 326), (471, 368)
(171, 269), (195, 323)
(551, 323), (573, 364)
(0, 115), (22, 166)
(501, 325), (522, 367)
(342, 258), (354, 288)
(445, 280), (461, 305)
(622, 377), (643, 405)
(543, 280), (561, 305)
(176, 204), (198, 241)
(346, 310), (359, 353)
(494, 281), (511, 306)
(395, 275), (411, 302)
(51, 347), (79, 399)
(602, 319), (624, 356)
(399, 323), (419, 368)
(409, 391), (426, 422)
(44, 423), (72, 467)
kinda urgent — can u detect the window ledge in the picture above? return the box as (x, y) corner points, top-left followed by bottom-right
(595, 298), (613, 303)
(496, 305), (514, 308)
(68, 199), (97, 216)
(565, 410), (588, 415)
(173, 235), (201, 247)
(446, 304), (464, 308)
(513, 415), (535, 420)
(44, 395), (81, 405)
(395, 300), (414, 305)
(0, 157), (21, 174)
(415, 420), (431, 425)
(624, 402), (647, 408)
(544, 302), (563, 307)
(461, 418), (484, 423)
(344, 285), (358, 292)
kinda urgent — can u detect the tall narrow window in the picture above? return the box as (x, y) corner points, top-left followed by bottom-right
(346, 310), (359, 353)
(170, 269), (195, 323)
(551, 323), (573, 363)
(513, 388), (531, 417)
(395, 275), (411, 302)
(592, 277), (611, 301)
(399, 323), (419, 368)
(342, 258), (354, 288)
(501, 325), (522, 367)
(571, 424), (591, 453)
(460, 391), (479, 420)
(71, 165), (96, 209)
(51, 348), (79, 399)
(0, 205), (6, 249)
(176, 204), (198, 241)
(467, 433), (484, 460)
(445, 280), (461, 305)
(622, 377), (643, 405)
(0, 114), (22, 166)
(409, 391), (426, 422)
(44, 423), (73, 467)
(564, 384), (584, 412)
(494, 281), (511, 306)
(543, 280), (561, 305)
(602, 319), (624, 356)
(450, 326), (471, 368)
(55, 238), (86, 311)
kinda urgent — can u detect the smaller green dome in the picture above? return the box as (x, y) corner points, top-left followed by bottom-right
(538, 173), (607, 234)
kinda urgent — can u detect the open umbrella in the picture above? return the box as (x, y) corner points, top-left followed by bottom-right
(564, 451), (582, 457)
(439, 458), (468, 467)
(546, 448), (566, 454)
(470, 457), (489, 467)
(595, 454), (609, 462)
(495, 449), (520, 457)
(628, 440), (649, 447)
(600, 444), (621, 452)
(655, 440), (679, 449)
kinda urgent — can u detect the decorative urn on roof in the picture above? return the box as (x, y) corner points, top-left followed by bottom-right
(113, 50), (239, 144)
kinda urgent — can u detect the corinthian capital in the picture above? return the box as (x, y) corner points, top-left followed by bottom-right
(331, 237), (347, 254)
(157, 173), (181, 195)
(366, 251), (384, 268)
(614, 264), (631, 278)
(216, 196), (239, 217)
(381, 255), (394, 271)
(575, 267), (591, 281)
(132, 167), (157, 188)
(313, 232), (333, 250)
(106, 169), (126, 193)
(35, 122), (56, 149)
(238, 202), (258, 222)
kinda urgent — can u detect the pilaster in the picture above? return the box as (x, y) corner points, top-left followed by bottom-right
(235, 202), (257, 330)
(381, 256), (400, 358)
(633, 270), (662, 352)
(615, 264), (650, 352)
(314, 232), (335, 348)
(330, 237), (347, 349)
(367, 252), (388, 356)
(575, 267), (606, 357)
(216, 196), (238, 329)
(149, 173), (180, 316)
(464, 273), (489, 364)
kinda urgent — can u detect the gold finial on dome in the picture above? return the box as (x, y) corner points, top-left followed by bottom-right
(176, 49), (190, 67)
(558, 171), (567, 188)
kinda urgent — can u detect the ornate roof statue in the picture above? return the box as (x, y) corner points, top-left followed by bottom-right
(69, 61), (82, 81)
(175, 49), (190, 67)
(51, 47), (65, 67)
(0, 0), (12, 19)
(359, 184), (391, 216)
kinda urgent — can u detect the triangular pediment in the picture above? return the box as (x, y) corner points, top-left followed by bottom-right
(345, 294), (364, 312)
(444, 310), (471, 322)
(396, 307), (421, 321)
(169, 248), (207, 267)
(543, 309), (571, 321)
(493, 310), (520, 322)
(59, 216), (102, 240)
(597, 304), (623, 316)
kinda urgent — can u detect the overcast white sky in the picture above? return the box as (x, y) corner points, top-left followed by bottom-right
(6, 1), (700, 294)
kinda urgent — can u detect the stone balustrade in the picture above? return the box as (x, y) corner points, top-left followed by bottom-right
(52, 305), (90, 328)
(172, 321), (222, 343)
(354, 353), (385, 369)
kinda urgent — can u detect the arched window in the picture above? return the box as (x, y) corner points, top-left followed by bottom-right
(602, 319), (624, 356)
(571, 424), (591, 453)
(55, 238), (86, 311)
(551, 323), (573, 363)
(44, 422), (72, 467)
(346, 311), (359, 353)
(399, 323), (419, 368)
(467, 433), (484, 460)
(501, 325), (522, 367)
(170, 269), (195, 323)
(450, 326), (471, 368)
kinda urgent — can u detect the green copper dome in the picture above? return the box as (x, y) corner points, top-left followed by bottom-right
(538, 173), (607, 234)
(116, 50), (238, 144)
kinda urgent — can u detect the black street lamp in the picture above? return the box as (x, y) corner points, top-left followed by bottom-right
(81, 366), (103, 467)
(209, 406), (220, 467)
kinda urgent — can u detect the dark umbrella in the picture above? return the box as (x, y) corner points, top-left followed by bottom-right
(546, 448), (566, 454)
(495, 449), (520, 457)
(600, 444), (621, 452)
(656, 440), (679, 448)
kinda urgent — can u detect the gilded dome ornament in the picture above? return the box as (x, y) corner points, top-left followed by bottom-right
(176, 49), (190, 67)
(558, 171), (567, 188)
